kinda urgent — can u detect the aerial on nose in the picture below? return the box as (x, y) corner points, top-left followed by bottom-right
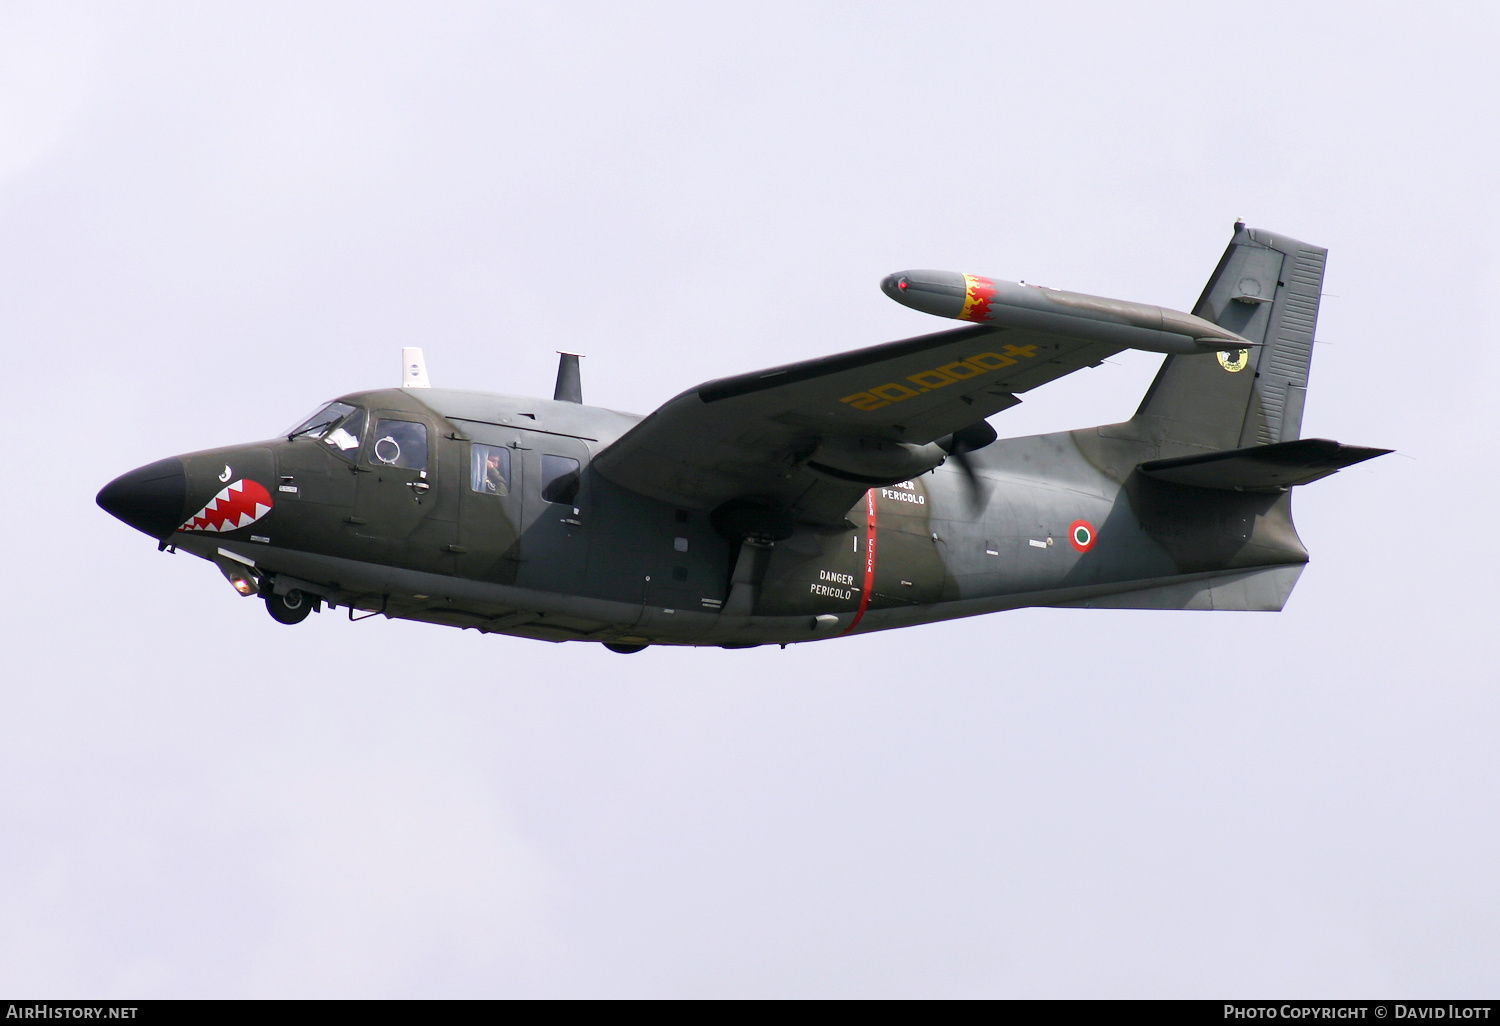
(96, 457), (186, 540)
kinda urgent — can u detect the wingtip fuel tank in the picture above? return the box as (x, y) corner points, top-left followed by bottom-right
(881, 269), (1252, 356)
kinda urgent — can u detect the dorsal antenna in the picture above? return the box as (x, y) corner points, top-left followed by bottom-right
(401, 347), (431, 388)
(554, 352), (583, 403)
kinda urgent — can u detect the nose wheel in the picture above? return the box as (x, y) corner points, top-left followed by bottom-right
(265, 588), (314, 625)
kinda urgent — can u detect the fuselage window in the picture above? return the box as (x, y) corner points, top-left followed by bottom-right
(471, 444), (512, 495)
(540, 454), (580, 504)
(370, 419), (428, 471)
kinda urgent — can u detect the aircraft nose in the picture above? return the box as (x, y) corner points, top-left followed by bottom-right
(96, 457), (186, 540)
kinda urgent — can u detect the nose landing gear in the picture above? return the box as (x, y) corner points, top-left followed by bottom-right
(265, 587), (315, 625)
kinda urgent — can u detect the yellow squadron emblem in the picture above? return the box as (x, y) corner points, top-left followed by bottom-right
(1217, 348), (1250, 373)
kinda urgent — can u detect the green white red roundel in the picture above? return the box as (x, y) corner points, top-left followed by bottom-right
(1068, 519), (1096, 553)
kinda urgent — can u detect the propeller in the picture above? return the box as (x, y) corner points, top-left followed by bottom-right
(937, 421), (998, 511)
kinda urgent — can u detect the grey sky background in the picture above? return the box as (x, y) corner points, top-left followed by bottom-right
(2, 0), (1497, 998)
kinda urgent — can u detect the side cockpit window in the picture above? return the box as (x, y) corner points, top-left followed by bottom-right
(470, 444), (511, 495)
(287, 402), (364, 454)
(371, 419), (428, 470)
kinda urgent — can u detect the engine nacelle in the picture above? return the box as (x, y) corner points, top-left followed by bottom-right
(805, 435), (947, 486)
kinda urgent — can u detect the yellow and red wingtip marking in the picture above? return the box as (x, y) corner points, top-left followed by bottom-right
(958, 274), (995, 322)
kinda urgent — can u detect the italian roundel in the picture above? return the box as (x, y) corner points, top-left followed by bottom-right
(1068, 519), (1096, 553)
(179, 479), (274, 533)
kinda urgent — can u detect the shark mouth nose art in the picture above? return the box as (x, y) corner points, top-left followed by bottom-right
(179, 479), (273, 533)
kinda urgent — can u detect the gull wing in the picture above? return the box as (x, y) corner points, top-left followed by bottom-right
(593, 323), (1123, 526)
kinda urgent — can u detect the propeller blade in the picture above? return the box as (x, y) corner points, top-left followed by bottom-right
(949, 448), (989, 512)
(937, 421), (997, 513)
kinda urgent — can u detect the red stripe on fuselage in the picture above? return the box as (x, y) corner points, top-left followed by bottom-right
(843, 489), (878, 634)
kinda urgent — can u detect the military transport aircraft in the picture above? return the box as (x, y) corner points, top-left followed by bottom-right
(97, 222), (1387, 653)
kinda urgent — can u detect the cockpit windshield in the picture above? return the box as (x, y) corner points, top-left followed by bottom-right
(286, 402), (365, 453)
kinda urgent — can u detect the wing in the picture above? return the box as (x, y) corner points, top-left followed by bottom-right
(593, 322), (1123, 528)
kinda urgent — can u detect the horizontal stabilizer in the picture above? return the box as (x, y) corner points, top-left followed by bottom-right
(1138, 438), (1390, 492)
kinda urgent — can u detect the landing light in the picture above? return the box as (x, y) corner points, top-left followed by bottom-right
(215, 557), (259, 597)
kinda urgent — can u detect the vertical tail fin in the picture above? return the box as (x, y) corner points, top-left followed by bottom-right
(1134, 224), (1327, 454)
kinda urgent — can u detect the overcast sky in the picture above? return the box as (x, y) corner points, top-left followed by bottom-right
(2, 0), (1497, 998)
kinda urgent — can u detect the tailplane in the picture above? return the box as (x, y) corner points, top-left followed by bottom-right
(1139, 437), (1390, 491)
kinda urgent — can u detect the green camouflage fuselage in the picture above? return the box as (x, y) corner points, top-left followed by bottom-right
(162, 384), (1310, 648)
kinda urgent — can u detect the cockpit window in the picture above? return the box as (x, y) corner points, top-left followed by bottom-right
(287, 402), (364, 454)
(324, 408), (364, 452)
(288, 402), (357, 442)
(370, 419), (428, 470)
